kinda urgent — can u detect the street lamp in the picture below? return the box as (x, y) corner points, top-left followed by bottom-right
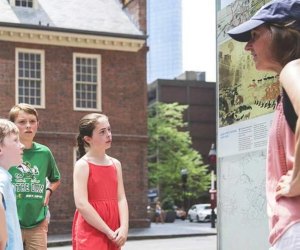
(208, 143), (217, 228)
(180, 169), (188, 211)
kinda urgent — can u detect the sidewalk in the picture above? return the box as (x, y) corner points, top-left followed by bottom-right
(48, 219), (217, 247)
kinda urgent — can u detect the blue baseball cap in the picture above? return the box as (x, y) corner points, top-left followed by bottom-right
(227, 0), (300, 42)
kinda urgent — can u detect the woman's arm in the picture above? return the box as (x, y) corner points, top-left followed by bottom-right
(276, 59), (300, 199)
(73, 159), (116, 240)
(0, 194), (7, 250)
(113, 159), (128, 247)
(280, 59), (300, 114)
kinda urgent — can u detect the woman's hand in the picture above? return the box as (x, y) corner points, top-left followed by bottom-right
(276, 170), (300, 200)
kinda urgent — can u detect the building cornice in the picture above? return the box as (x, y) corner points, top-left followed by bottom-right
(0, 22), (146, 52)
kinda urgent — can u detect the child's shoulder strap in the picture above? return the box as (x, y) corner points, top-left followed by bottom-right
(282, 88), (298, 133)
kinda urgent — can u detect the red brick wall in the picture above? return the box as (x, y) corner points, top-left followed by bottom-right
(0, 40), (150, 234)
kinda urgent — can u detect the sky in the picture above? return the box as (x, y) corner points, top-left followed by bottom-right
(182, 1), (217, 82)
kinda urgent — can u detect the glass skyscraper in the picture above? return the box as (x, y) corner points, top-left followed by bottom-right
(147, 0), (182, 84)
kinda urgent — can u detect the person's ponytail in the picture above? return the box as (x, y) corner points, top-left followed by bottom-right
(77, 135), (86, 158)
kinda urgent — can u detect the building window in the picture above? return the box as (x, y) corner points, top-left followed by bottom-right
(16, 48), (44, 107)
(73, 53), (101, 111)
(8, 0), (37, 8)
(15, 0), (33, 7)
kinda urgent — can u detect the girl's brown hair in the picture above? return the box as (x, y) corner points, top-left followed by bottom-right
(77, 113), (108, 158)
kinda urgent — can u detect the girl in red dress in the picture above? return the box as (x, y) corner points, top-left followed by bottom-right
(72, 113), (128, 250)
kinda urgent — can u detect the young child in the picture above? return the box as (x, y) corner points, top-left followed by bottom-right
(0, 119), (24, 250)
(8, 103), (61, 249)
(72, 113), (128, 250)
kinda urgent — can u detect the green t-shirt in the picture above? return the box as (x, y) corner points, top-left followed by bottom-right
(9, 142), (61, 228)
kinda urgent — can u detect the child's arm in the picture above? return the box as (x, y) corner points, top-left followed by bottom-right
(114, 159), (129, 247)
(44, 180), (61, 206)
(73, 159), (116, 240)
(0, 193), (7, 250)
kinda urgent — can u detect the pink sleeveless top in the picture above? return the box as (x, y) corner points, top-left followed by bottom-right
(267, 100), (300, 245)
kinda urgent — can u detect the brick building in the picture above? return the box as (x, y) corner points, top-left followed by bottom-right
(148, 71), (216, 163)
(0, 0), (149, 235)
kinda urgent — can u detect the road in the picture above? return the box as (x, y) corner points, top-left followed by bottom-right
(48, 235), (217, 250)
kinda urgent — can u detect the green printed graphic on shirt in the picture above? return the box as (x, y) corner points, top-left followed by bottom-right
(14, 161), (44, 200)
(9, 142), (60, 228)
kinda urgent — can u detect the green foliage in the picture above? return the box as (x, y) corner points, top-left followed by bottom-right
(161, 196), (175, 211)
(148, 102), (211, 206)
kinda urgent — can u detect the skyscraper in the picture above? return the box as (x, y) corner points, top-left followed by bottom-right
(147, 0), (182, 83)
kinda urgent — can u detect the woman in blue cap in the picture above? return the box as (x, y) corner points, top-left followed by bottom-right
(228, 0), (300, 249)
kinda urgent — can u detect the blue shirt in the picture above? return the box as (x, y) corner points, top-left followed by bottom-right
(0, 167), (23, 250)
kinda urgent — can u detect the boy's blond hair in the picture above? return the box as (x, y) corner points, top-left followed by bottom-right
(0, 118), (19, 144)
(9, 103), (39, 122)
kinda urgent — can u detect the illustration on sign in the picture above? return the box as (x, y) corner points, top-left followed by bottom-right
(217, 0), (277, 127)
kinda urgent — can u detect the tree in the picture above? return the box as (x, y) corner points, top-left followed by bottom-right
(148, 102), (211, 208)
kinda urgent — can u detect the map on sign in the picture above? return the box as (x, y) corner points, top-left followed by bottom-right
(218, 150), (269, 250)
(219, 151), (267, 222)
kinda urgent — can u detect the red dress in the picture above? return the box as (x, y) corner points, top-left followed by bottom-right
(72, 161), (120, 250)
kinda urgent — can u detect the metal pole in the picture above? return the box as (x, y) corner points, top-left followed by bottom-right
(211, 207), (216, 228)
(180, 169), (188, 211)
(208, 143), (217, 229)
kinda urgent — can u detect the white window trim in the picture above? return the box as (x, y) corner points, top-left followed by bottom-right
(73, 53), (101, 111)
(15, 48), (45, 108)
(9, 0), (38, 9)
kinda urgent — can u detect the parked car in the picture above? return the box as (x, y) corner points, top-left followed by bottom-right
(187, 203), (217, 222)
(175, 207), (187, 220)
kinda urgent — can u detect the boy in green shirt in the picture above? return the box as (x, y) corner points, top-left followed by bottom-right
(8, 103), (61, 250)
